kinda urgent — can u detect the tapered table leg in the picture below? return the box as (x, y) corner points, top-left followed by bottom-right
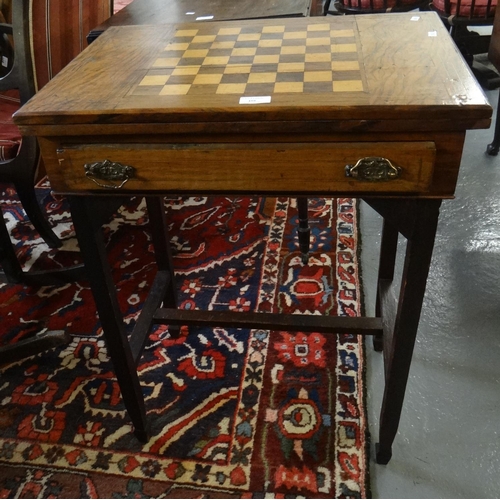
(376, 199), (441, 464)
(374, 219), (399, 352)
(145, 196), (180, 337)
(487, 88), (500, 155)
(69, 196), (149, 441)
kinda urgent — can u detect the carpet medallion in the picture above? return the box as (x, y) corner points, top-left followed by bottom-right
(0, 184), (370, 498)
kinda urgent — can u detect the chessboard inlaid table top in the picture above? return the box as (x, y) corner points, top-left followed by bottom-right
(15, 13), (491, 129)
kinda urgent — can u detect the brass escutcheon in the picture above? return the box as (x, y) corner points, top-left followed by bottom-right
(84, 159), (135, 189)
(345, 157), (402, 182)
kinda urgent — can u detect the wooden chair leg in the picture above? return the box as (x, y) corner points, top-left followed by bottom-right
(15, 183), (62, 248)
(0, 211), (24, 283)
(1, 193), (85, 364)
(1, 196), (85, 286)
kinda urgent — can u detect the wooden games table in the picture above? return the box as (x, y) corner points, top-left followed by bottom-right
(15, 12), (492, 464)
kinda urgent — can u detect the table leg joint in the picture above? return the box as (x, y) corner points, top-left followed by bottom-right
(130, 270), (173, 365)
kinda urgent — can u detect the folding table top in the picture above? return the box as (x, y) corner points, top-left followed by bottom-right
(16, 13), (491, 130)
(87, 0), (317, 43)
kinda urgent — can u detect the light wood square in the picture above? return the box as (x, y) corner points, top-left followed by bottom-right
(304, 71), (332, 82)
(192, 35), (216, 43)
(231, 47), (257, 57)
(248, 72), (277, 83)
(211, 41), (236, 49)
(331, 60), (360, 71)
(274, 81), (303, 93)
(165, 42), (190, 51)
(224, 64), (252, 74)
(202, 56), (230, 65)
(238, 33), (261, 41)
(172, 66), (200, 75)
(281, 45), (306, 55)
(216, 83), (247, 94)
(331, 44), (357, 53)
(139, 75), (169, 86)
(263, 25), (285, 33)
(330, 29), (355, 38)
(333, 80), (364, 92)
(193, 73), (223, 84)
(283, 31), (307, 39)
(278, 62), (305, 72)
(132, 85), (164, 96)
(305, 53), (331, 62)
(218, 27), (241, 35)
(254, 55), (280, 64)
(153, 57), (180, 67)
(307, 24), (331, 31)
(306, 37), (331, 46)
(160, 84), (191, 95)
(259, 39), (283, 48)
(176, 30), (198, 37)
(183, 49), (209, 58)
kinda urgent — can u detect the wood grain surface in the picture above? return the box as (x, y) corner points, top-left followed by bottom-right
(14, 13), (492, 198)
(88, 0), (313, 43)
(53, 141), (436, 193)
(16, 13), (491, 128)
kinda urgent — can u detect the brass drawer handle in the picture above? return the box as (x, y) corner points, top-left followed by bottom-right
(84, 159), (135, 189)
(345, 157), (402, 182)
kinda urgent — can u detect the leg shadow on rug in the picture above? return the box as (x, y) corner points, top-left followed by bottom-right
(0, 183), (370, 498)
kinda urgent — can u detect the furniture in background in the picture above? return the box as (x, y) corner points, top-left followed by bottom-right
(487, 5), (500, 153)
(16, 13), (491, 463)
(333, 0), (427, 14)
(0, 0), (110, 362)
(431, 0), (499, 88)
(88, 0), (318, 43)
(0, 0), (111, 284)
(1, 0), (62, 265)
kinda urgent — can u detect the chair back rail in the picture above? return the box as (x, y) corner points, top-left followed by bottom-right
(432, 0), (496, 23)
(335, 0), (428, 14)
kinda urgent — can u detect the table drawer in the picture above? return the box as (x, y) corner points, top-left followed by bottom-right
(55, 141), (436, 194)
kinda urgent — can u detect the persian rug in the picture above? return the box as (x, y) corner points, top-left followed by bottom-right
(0, 182), (370, 498)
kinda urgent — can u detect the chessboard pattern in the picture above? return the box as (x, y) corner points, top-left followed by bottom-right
(132, 23), (365, 96)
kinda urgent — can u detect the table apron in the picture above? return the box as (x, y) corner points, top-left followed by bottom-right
(52, 140), (437, 194)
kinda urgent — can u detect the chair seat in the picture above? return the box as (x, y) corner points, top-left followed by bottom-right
(335, 0), (424, 13)
(113, 0), (132, 11)
(0, 90), (21, 161)
(432, 0), (496, 17)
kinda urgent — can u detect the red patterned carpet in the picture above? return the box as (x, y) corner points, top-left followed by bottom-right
(0, 184), (370, 498)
